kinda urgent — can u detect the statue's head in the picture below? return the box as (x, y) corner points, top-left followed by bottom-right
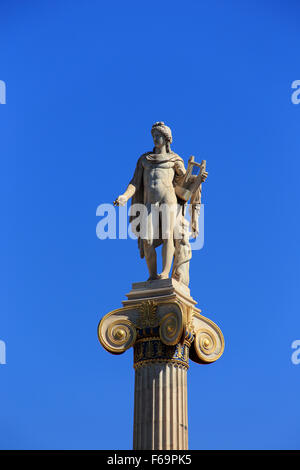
(151, 122), (172, 153)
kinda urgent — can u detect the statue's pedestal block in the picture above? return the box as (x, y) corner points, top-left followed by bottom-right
(97, 279), (224, 449)
(123, 278), (198, 310)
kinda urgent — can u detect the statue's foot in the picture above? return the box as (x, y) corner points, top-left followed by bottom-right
(147, 274), (160, 281)
(158, 272), (169, 280)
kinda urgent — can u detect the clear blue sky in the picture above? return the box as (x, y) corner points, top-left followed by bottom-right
(0, 0), (299, 450)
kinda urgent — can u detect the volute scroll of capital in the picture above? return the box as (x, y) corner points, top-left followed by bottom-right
(157, 301), (184, 346)
(190, 313), (224, 364)
(159, 312), (183, 346)
(98, 307), (138, 354)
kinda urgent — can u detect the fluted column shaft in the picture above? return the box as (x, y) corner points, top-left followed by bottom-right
(133, 362), (188, 450)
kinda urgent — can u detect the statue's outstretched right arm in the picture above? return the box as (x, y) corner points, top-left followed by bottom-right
(113, 184), (136, 206)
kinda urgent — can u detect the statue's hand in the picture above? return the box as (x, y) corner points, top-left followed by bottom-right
(113, 195), (127, 207)
(201, 171), (208, 183)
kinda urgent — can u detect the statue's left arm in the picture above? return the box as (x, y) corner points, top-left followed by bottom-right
(174, 159), (186, 189)
(174, 159), (186, 177)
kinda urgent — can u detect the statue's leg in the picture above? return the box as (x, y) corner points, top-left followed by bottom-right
(160, 238), (175, 279)
(143, 240), (159, 280)
(159, 205), (176, 279)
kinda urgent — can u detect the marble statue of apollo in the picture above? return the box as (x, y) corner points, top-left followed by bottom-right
(114, 122), (207, 286)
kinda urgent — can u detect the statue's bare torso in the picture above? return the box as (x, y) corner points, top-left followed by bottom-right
(142, 156), (178, 205)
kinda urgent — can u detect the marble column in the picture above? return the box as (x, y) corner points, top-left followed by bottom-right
(97, 278), (225, 450)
